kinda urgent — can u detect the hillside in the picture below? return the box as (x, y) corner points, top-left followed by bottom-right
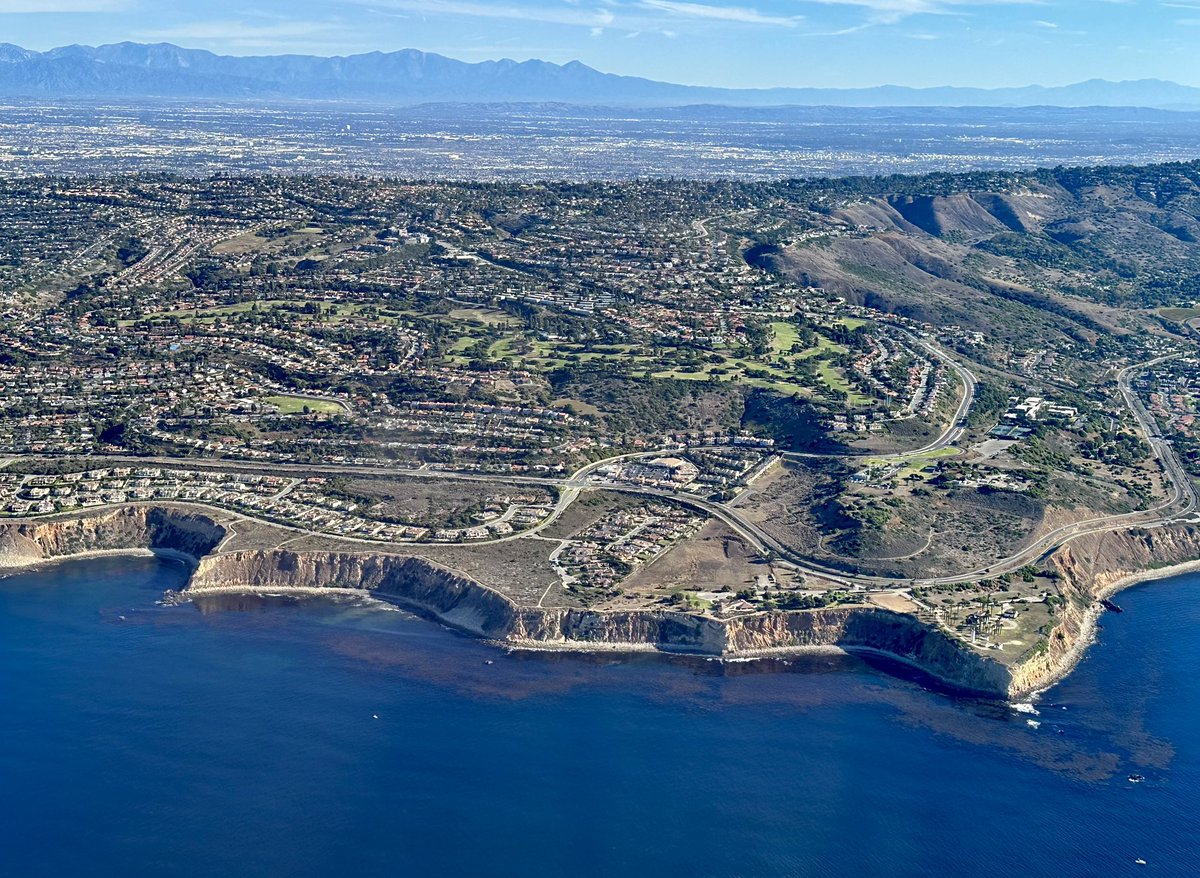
(754, 161), (1200, 349)
(2, 42), (1200, 108)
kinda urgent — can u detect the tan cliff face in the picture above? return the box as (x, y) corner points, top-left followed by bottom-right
(725, 609), (1013, 694)
(512, 605), (730, 654)
(3, 504), (1198, 701)
(191, 550), (520, 637)
(192, 548), (1015, 696)
(1008, 524), (1200, 697)
(0, 506), (226, 568)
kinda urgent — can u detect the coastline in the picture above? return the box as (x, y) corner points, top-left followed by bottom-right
(1020, 556), (1200, 700)
(3, 503), (1199, 701)
(184, 584), (374, 600)
(735, 642), (1011, 697)
(0, 546), (200, 576)
(503, 637), (846, 656)
(505, 637), (1007, 696)
(155, 539), (1200, 700)
(0, 530), (1006, 696)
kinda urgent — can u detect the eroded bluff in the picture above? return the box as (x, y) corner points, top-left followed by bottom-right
(8, 504), (1198, 700)
(191, 549), (1011, 696)
(0, 506), (226, 567)
(1009, 523), (1200, 696)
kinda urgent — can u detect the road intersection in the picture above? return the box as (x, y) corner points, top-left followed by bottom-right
(13, 345), (1196, 595)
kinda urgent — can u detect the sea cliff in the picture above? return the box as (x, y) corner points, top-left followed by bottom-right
(0, 506), (226, 568)
(4, 505), (1199, 699)
(1009, 524), (1200, 696)
(191, 548), (1012, 696)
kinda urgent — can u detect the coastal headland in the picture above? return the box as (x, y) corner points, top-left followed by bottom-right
(3, 168), (1200, 702)
(3, 503), (1198, 700)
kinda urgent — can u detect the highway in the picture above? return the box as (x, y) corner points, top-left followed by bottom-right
(895, 329), (977, 456)
(10, 348), (1196, 594)
(1117, 355), (1198, 520)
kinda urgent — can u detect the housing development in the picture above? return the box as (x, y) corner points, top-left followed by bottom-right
(1, 164), (1199, 689)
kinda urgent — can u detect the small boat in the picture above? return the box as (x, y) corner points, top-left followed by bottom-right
(1101, 599), (1124, 613)
(1128, 774), (1145, 783)
(1136, 859), (1147, 866)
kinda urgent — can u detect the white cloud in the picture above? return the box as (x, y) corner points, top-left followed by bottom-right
(138, 20), (352, 46)
(357, 0), (1040, 38)
(792, 0), (938, 12)
(640, 0), (803, 26)
(364, 0), (800, 32)
(358, 0), (621, 29)
(0, 0), (127, 10)
(797, 0), (1040, 19)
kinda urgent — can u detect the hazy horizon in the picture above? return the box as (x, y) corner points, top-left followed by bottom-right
(3, 1), (1198, 91)
(5, 38), (1200, 95)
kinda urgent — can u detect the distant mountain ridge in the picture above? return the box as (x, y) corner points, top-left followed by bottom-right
(1, 42), (1198, 109)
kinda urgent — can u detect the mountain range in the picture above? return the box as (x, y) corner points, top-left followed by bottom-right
(2, 42), (1199, 109)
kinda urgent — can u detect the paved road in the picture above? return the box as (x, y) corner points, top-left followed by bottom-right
(1117, 355), (1198, 519)
(691, 209), (755, 241)
(895, 329), (977, 456)
(691, 355), (1196, 588)
(9, 351), (1195, 593)
(772, 330), (977, 465)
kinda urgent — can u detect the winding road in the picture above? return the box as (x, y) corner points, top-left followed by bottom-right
(10, 342), (1196, 594)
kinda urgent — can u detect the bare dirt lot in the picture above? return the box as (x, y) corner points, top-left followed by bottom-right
(617, 520), (783, 600)
(335, 476), (554, 528)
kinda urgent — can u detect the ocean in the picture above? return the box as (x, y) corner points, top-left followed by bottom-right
(1, 555), (1197, 877)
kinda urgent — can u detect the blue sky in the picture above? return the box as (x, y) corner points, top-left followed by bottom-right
(3, 1), (1199, 89)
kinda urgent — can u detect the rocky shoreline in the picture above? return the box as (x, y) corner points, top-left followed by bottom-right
(1015, 559), (1200, 699)
(2, 504), (1198, 700)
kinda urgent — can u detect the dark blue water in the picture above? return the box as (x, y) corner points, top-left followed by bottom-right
(1, 556), (1197, 877)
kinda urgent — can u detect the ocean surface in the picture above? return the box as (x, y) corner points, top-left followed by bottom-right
(1, 556), (1197, 877)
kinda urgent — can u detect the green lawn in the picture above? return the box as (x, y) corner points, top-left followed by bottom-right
(438, 327), (867, 407)
(447, 335), (480, 354)
(446, 307), (519, 326)
(652, 359), (817, 399)
(770, 321), (801, 354)
(742, 375), (813, 396)
(487, 338), (514, 358)
(816, 360), (870, 405)
(264, 395), (342, 415)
